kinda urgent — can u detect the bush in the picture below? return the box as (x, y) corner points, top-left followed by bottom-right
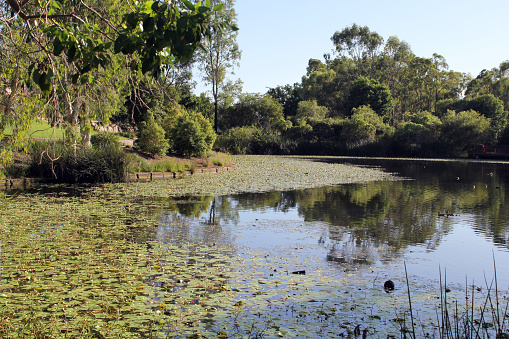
(137, 112), (170, 156)
(216, 126), (295, 155)
(440, 109), (491, 157)
(170, 113), (216, 158)
(28, 140), (132, 183)
(215, 126), (259, 154)
(91, 132), (122, 149)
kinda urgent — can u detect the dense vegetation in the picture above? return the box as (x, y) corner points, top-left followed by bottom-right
(214, 25), (509, 158)
(0, 0), (234, 180)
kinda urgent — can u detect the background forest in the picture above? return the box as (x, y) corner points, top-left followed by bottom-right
(216, 23), (509, 158)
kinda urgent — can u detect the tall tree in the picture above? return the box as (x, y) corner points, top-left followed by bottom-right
(331, 24), (383, 78)
(195, 0), (241, 132)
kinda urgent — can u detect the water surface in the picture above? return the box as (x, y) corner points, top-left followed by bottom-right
(164, 158), (509, 288)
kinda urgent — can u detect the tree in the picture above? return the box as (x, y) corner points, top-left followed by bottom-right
(331, 24), (383, 78)
(331, 24), (383, 63)
(195, 0), (241, 132)
(345, 77), (394, 119)
(170, 112), (216, 157)
(439, 94), (506, 141)
(222, 94), (288, 132)
(395, 111), (442, 155)
(295, 100), (328, 121)
(267, 83), (302, 117)
(137, 111), (170, 156)
(440, 110), (491, 157)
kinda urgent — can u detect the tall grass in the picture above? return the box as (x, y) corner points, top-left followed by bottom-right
(128, 154), (194, 173)
(28, 140), (132, 183)
(206, 151), (231, 167)
(404, 259), (509, 339)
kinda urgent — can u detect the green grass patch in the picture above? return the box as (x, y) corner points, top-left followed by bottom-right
(4, 119), (66, 139)
(128, 154), (194, 173)
(206, 152), (231, 167)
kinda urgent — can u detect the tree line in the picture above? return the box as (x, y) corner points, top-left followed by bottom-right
(216, 24), (509, 158)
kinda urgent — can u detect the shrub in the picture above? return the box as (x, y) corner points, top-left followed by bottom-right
(91, 132), (122, 149)
(394, 111), (442, 156)
(215, 126), (259, 154)
(440, 109), (491, 157)
(170, 112), (216, 158)
(296, 100), (328, 120)
(28, 140), (132, 183)
(216, 126), (295, 155)
(341, 106), (394, 148)
(137, 112), (170, 156)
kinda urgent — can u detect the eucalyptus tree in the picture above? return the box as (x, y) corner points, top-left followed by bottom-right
(466, 61), (509, 109)
(195, 0), (241, 132)
(331, 24), (383, 77)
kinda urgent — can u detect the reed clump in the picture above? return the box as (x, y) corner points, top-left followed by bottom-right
(402, 260), (509, 339)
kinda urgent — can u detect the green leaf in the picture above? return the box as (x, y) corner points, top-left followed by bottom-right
(125, 13), (139, 30)
(151, 1), (159, 12)
(143, 16), (155, 32)
(205, 0), (211, 8)
(32, 68), (41, 84)
(38, 72), (53, 96)
(182, 0), (195, 11)
(53, 38), (64, 56)
(67, 43), (77, 61)
(114, 35), (125, 54)
(213, 4), (223, 11)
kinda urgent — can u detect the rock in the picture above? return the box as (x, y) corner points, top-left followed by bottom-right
(384, 280), (395, 291)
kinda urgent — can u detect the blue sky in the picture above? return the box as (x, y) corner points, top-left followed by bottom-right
(195, 0), (509, 95)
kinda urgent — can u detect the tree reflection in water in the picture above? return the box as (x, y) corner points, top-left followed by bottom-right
(162, 159), (509, 284)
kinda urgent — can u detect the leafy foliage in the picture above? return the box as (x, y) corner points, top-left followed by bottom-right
(440, 110), (491, 157)
(137, 112), (170, 156)
(170, 112), (216, 157)
(222, 93), (289, 131)
(394, 111), (442, 156)
(345, 77), (394, 118)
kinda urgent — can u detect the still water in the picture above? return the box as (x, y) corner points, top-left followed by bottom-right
(163, 158), (509, 290)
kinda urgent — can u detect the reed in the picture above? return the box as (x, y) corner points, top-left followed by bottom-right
(404, 259), (509, 338)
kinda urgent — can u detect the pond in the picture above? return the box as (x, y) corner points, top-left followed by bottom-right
(2, 157), (509, 338)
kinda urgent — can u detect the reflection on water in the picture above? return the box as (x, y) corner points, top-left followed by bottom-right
(162, 159), (509, 287)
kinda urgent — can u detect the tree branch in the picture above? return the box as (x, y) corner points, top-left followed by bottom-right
(79, 0), (120, 35)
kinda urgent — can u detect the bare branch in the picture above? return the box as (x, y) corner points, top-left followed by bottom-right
(79, 0), (120, 35)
